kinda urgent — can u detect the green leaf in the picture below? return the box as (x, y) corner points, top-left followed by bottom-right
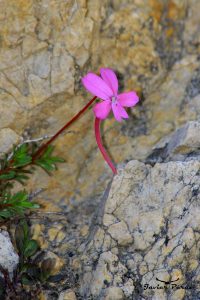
(30, 203), (40, 209)
(16, 174), (29, 180)
(40, 258), (55, 282)
(20, 201), (39, 208)
(15, 220), (29, 254)
(12, 144), (32, 167)
(19, 169), (33, 174)
(13, 156), (32, 168)
(15, 224), (26, 254)
(0, 171), (16, 180)
(12, 191), (28, 203)
(34, 145), (65, 173)
(24, 240), (38, 258)
(47, 156), (65, 163)
(21, 274), (32, 285)
(35, 160), (56, 172)
(0, 190), (40, 221)
(42, 145), (54, 158)
(0, 209), (13, 219)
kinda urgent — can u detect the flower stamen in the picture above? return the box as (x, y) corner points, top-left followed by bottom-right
(111, 96), (117, 103)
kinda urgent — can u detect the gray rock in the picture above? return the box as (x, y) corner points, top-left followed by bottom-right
(147, 120), (200, 163)
(0, 128), (20, 157)
(0, 230), (19, 279)
(80, 160), (200, 300)
(58, 289), (77, 300)
(166, 121), (200, 157)
(104, 287), (125, 300)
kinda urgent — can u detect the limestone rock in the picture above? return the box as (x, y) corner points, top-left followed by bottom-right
(166, 121), (200, 156)
(58, 289), (77, 300)
(0, 230), (19, 279)
(104, 287), (124, 300)
(80, 160), (200, 299)
(107, 220), (133, 246)
(147, 120), (200, 163)
(0, 128), (20, 156)
(0, 0), (200, 206)
(40, 251), (64, 276)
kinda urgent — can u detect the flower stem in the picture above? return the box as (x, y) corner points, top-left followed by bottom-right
(33, 96), (97, 160)
(94, 117), (117, 175)
(0, 96), (97, 177)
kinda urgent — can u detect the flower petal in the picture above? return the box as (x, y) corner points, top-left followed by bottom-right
(112, 102), (129, 122)
(93, 101), (112, 119)
(100, 68), (118, 95)
(82, 73), (113, 100)
(118, 91), (139, 107)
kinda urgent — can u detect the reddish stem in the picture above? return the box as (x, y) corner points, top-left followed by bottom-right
(94, 117), (117, 175)
(0, 96), (97, 177)
(32, 96), (97, 160)
(0, 203), (13, 209)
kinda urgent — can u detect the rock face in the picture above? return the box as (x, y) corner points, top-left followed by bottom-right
(147, 120), (200, 164)
(0, 231), (19, 279)
(58, 289), (77, 300)
(27, 119), (200, 299)
(80, 159), (200, 299)
(78, 121), (200, 299)
(0, 0), (200, 205)
(0, 0), (200, 299)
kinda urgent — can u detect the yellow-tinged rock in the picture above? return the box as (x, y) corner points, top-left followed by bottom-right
(48, 225), (65, 242)
(41, 251), (64, 276)
(80, 225), (89, 237)
(38, 291), (48, 300)
(58, 289), (77, 300)
(171, 289), (185, 300)
(188, 259), (199, 272)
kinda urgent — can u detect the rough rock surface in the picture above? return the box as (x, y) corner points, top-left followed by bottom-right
(147, 120), (200, 164)
(76, 121), (200, 299)
(0, 0), (200, 299)
(0, 230), (19, 279)
(80, 159), (200, 299)
(0, 0), (200, 204)
(58, 289), (77, 300)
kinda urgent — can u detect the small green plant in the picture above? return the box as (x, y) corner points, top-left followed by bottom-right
(0, 140), (65, 298)
(0, 143), (64, 222)
(0, 94), (97, 299)
(0, 220), (55, 299)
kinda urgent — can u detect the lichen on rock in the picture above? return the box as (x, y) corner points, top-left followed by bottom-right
(80, 159), (200, 299)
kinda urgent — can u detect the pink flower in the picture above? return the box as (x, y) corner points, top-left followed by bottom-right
(82, 68), (139, 122)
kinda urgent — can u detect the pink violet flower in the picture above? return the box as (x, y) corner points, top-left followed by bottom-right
(82, 68), (140, 175)
(82, 68), (139, 122)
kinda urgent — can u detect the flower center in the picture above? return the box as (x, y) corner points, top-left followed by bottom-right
(111, 96), (117, 103)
